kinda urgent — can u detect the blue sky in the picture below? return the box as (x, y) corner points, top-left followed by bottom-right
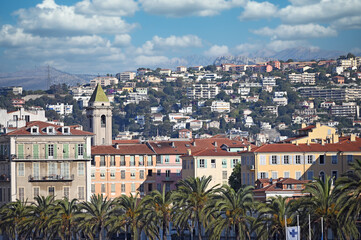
(0, 0), (360, 73)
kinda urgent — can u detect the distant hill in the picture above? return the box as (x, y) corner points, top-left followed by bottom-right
(0, 66), (96, 90)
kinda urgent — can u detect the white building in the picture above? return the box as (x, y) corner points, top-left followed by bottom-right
(187, 84), (220, 99)
(118, 72), (136, 82)
(90, 76), (118, 87)
(211, 101), (230, 113)
(288, 73), (316, 85)
(176, 66), (187, 72)
(238, 88), (250, 96)
(47, 103), (73, 116)
(262, 76), (276, 86)
(0, 107), (47, 128)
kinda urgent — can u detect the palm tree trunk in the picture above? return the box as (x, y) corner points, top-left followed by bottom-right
(235, 224), (240, 240)
(125, 224), (128, 240)
(99, 225), (104, 240)
(197, 216), (202, 240)
(162, 220), (167, 240)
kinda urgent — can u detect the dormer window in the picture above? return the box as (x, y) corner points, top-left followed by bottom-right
(47, 127), (55, 134)
(31, 126), (39, 134)
(62, 127), (70, 134)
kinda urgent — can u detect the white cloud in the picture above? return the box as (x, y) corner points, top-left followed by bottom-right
(14, 0), (136, 36)
(204, 45), (229, 57)
(278, 0), (361, 25)
(136, 35), (203, 55)
(239, 1), (277, 21)
(253, 24), (337, 40)
(75, 0), (138, 17)
(235, 43), (261, 52)
(331, 16), (361, 29)
(139, 0), (245, 17)
(113, 34), (132, 46)
(134, 55), (169, 65)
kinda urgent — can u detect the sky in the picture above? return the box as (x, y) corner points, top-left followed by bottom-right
(0, 0), (360, 74)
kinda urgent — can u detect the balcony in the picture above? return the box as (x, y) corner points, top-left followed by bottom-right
(0, 174), (10, 182)
(28, 174), (74, 182)
(162, 177), (175, 182)
(247, 165), (255, 171)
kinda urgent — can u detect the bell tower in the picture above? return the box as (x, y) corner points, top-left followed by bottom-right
(86, 84), (113, 146)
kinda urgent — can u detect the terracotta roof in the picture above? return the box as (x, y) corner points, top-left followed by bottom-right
(92, 144), (154, 155)
(254, 178), (310, 193)
(190, 148), (240, 157)
(298, 125), (315, 131)
(112, 139), (141, 145)
(89, 84), (109, 102)
(6, 121), (93, 136)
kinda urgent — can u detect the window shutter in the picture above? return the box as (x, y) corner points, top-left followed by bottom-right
(204, 159), (207, 168)
(231, 159), (234, 168)
(277, 156), (280, 165)
(281, 155), (284, 165)
(312, 155), (316, 164)
(300, 155), (304, 164)
(257, 172), (261, 179)
(54, 144), (57, 159)
(197, 159), (200, 168)
(63, 144), (69, 159)
(18, 144), (24, 159)
(45, 144), (48, 159)
(269, 156), (272, 165)
(33, 144), (39, 159)
(265, 172), (269, 178)
(84, 144), (87, 158)
(292, 155), (295, 164)
(75, 144), (78, 159)
(161, 155), (163, 164)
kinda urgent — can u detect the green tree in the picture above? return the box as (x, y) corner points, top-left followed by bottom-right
(52, 198), (79, 240)
(228, 162), (242, 192)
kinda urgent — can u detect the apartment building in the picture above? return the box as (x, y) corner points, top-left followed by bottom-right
(288, 73), (316, 85)
(0, 121), (93, 205)
(46, 103), (73, 116)
(176, 66), (187, 72)
(90, 76), (118, 87)
(0, 107), (47, 129)
(117, 72), (136, 82)
(262, 76), (277, 86)
(186, 83), (220, 99)
(330, 102), (359, 118)
(211, 101), (230, 113)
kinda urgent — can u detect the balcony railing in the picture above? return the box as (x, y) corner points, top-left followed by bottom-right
(28, 174), (74, 182)
(14, 155), (91, 160)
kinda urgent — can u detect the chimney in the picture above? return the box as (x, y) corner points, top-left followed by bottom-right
(295, 141), (299, 146)
(307, 140), (310, 146)
(301, 123), (306, 129)
(332, 134), (339, 143)
(171, 142), (175, 148)
(247, 145), (251, 152)
(321, 139), (325, 146)
(214, 141), (217, 147)
(192, 141), (196, 146)
(316, 122), (321, 128)
(187, 149), (192, 156)
(115, 143), (119, 149)
(350, 134), (356, 142)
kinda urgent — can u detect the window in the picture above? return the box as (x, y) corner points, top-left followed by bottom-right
(199, 159), (205, 168)
(295, 171), (302, 180)
(165, 155), (169, 163)
(157, 183), (162, 191)
(284, 171), (290, 178)
(91, 170), (95, 179)
(78, 187), (85, 200)
(60, 162), (70, 178)
(271, 155), (277, 165)
(48, 162), (57, 176)
(131, 183), (136, 192)
(147, 156), (153, 166)
(347, 155), (354, 163)
(78, 144), (84, 157)
(110, 170), (115, 179)
(307, 171), (314, 180)
(232, 159), (239, 167)
(295, 155), (301, 164)
(222, 171), (227, 180)
(222, 159), (227, 168)
(101, 184), (106, 193)
(48, 144), (54, 158)
(260, 172), (267, 179)
(319, 155), (325, 165)
(287, 184), (293, 190)
(211, 159), (216, 168)
(283, 155), (290, 164)
(175, 155), (180, 163)
(34, 187), (40, 198)
(121, 170), (125, 179)
(140, 170), (144, 179)
(331, 155), (338, 164)
(165, 183), (171, 192)
(100, 156), (106, 166)
(176, 169), (181, 176)
(130, 156), (135, 166)
(111, 184), (115, 193)
(19, 187), (24, 201)
(121, 184), (126, 193)
(319, 171), (325, 182)
(165, 170), (170, 178)
(49, 187), (55, 196)
(101, 115), (106, 127)
(120, 156), (125, 166)
(100, 171), (105, 179)
(157, 170), (161, 176)
(130, 170), (136, 179)
(259, 155), (266, 165)
(331, 171), (338, 181)
(148, 183), (153, 192)
(78, 162), (85, 176)
(91, 184), (95, 193)
(271, 171), (278, 180)
(307, 155), (314, 164)
(110, 156), (115, 166)
(148, 169), (153, 176)
(18, 163), (24, 176)
(139, 155), (144, 166)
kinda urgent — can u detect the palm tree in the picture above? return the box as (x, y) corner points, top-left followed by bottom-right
(0, 199), (30, 240)
(109, 192), (144, 240)
(77, 194), (114, 240)
(25, 195), (57, 239)
(172, 176), (219, 240)
(303, 175), (357, 240)
(207, 185), (254, 240)
(142, 186), (173, 240)
(336, 159), (361, 222)
(52, 198), (79, 240)
(256, 196), (294, 240)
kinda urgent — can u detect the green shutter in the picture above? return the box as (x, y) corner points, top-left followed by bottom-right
(204, 159), (207, 168)
(18, 144), (24, 159)
(197, 159), (200, 168)
(75, 144), (78, 159)
(54, 144), (57, 159)
(45, 144), (48, 159)
(160, 155), (163, 164)
(33, 144), (39, 159)
(63, 144), (69, 159)
(84, 144), (87, 158)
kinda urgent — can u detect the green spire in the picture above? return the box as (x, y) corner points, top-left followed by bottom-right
(89, 84), (109, 102)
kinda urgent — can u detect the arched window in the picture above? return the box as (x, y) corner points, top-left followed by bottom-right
(101, 115), (106, 127)
(319, 171), (325, 183)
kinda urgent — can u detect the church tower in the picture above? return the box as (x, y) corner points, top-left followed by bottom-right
(86, 84), (113, 146)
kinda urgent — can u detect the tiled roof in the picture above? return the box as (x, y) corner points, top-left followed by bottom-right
(6, 121), (93, 136)
(254, 178), (310, 192)
(298, 125), (315, 131)
(190, 148), (240, 157)
(92, 144), (154, 155)
(112, 139), (141, 145)
(89, 84), (109, 102)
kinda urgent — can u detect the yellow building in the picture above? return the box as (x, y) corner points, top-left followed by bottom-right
(285, 123), (337, 144)
(240, 135), (361, 185)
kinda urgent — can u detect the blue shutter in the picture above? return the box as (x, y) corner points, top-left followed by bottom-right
(277, 156), (280, 165)
(269, 156), (272, 165)
(204, 159), (207, 168)
(197, 159), (200, 168)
